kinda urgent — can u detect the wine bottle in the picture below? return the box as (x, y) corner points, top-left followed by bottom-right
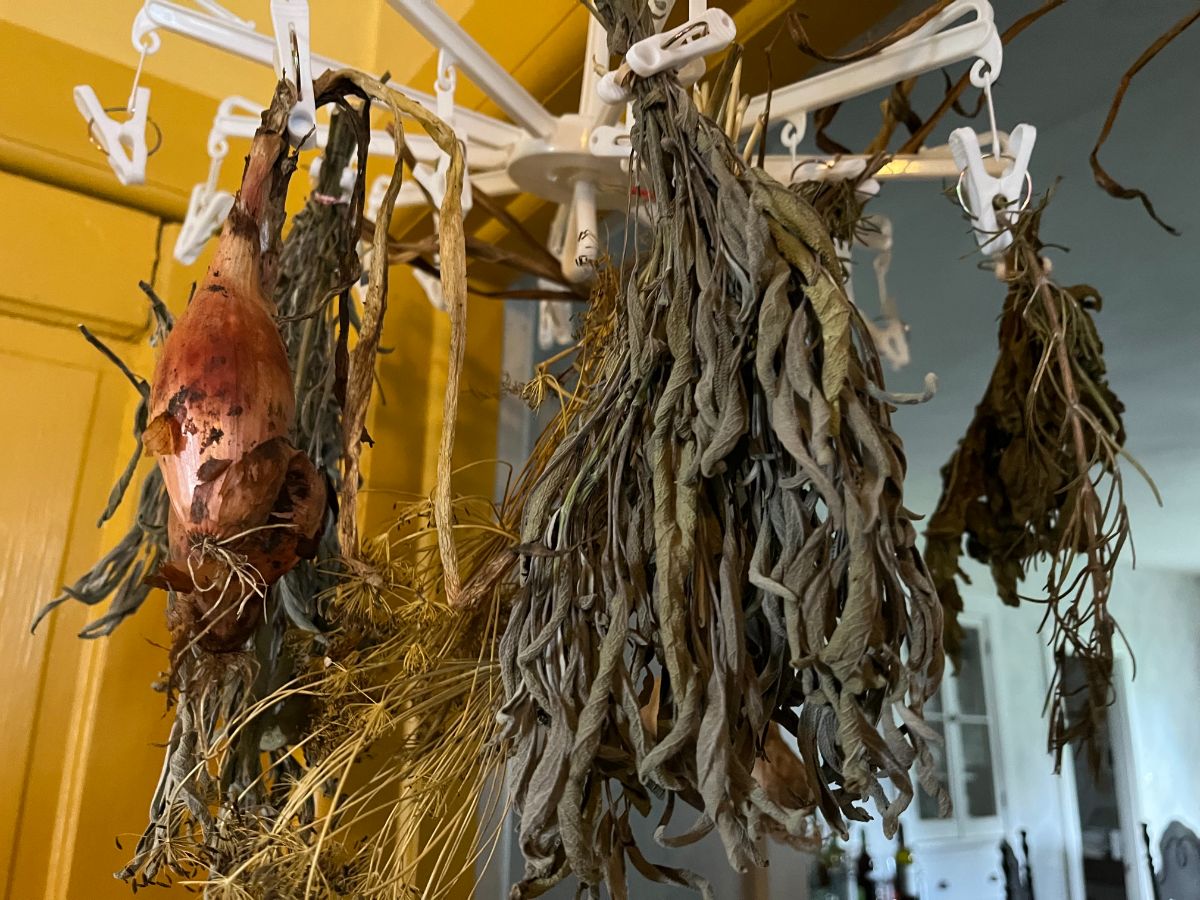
(895, 823), (918, 900)
(856, 831), (874, 900)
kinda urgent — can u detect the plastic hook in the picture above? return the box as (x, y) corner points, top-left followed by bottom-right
(270, 0), (317, 147)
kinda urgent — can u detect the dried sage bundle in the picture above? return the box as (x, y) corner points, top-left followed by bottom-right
(492, 3), (947, 894)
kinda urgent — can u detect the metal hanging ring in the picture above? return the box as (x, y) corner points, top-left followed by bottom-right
(86, 107), (163, 157)
(955, 167), (1034, 218)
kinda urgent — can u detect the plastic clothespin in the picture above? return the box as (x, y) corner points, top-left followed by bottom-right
(174, 95), (262, 263)
(174, 154), (234, 264)
(791, 156), (880, 204)
(412, 268), (448, 312)
(431, 49), (472, 216)
(366, 175), (390, 223)
(406, 163), (451, 310)
(407, 49), (473, 311)
(74, 31), (159, 187)
(626, 8), (734, 77)
(950, 122), (1036, 256)
(537, 278), (575, 349)
(597, 7), (734, 104)
(270, 0), (316, 147)
(859, 215), (909, 371)
(75, 85), (153, 185)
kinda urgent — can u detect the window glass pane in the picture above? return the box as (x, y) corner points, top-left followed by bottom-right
(957, 628), (989, 716)
(916, 718), (949, 819)
(961, 722), (998, 817)
(925, 686), (942, 716)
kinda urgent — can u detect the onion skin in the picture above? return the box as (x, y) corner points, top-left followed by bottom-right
(144, 86), (326, 651)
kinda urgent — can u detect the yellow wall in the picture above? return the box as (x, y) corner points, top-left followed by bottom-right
(0, 171), (179, 899)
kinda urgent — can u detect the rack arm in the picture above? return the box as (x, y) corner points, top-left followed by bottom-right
(133, 0), (526, 149)
(743, 0), (1001, 134)
(384, 0), (557, 139)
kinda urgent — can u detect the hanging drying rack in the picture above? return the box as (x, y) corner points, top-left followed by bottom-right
(77, 0), (1036, 301)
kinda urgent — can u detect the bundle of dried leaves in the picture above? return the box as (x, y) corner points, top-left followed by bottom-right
(924, 196), (1153, 770)
(481, 2), (948, 894)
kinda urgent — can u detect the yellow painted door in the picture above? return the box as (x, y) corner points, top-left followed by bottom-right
(0, 171), (184, 899)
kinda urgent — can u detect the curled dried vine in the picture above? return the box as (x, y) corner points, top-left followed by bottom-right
(1089, 6), (1198, 235)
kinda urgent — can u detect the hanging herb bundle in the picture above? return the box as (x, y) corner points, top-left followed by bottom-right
(110, 84), (348, 886)
(33, 64), (471, 890)
(924, 197), (1153, 770)
(116, 105), (374, 887)
(480, 1), (948, 892)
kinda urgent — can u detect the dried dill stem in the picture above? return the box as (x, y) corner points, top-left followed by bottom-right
(924, 197), (1152, 770)
(487, 2), (947, 895)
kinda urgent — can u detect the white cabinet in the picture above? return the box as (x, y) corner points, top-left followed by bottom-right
(912, 837), (1004, 899)
(912, 622), (1005, 840)
(907, 621), (1009, 899)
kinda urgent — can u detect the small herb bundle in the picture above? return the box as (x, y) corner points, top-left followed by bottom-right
(925, 196), (1150, 770)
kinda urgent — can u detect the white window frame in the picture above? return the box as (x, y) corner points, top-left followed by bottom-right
(909, 615), (1007, 843)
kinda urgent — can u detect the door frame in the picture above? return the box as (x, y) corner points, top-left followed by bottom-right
(1057, 653), (1149, 900)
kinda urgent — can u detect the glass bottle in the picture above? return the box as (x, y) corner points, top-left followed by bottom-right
(895, 823), (918, 900)
(855, 831), (874, 900)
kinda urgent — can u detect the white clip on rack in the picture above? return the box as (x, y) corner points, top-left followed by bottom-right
(74, 85), (156, 185)
(950, 123), (1036, 256)
(853, 215), (910, 371)
(404, 47), (474, 310)
(744, 0), (1001, 147)
(173, 95), (262, 263)
(596, 7), (735, 104)
(270, 0), (317, 146)
(537, 278), (575, 349)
